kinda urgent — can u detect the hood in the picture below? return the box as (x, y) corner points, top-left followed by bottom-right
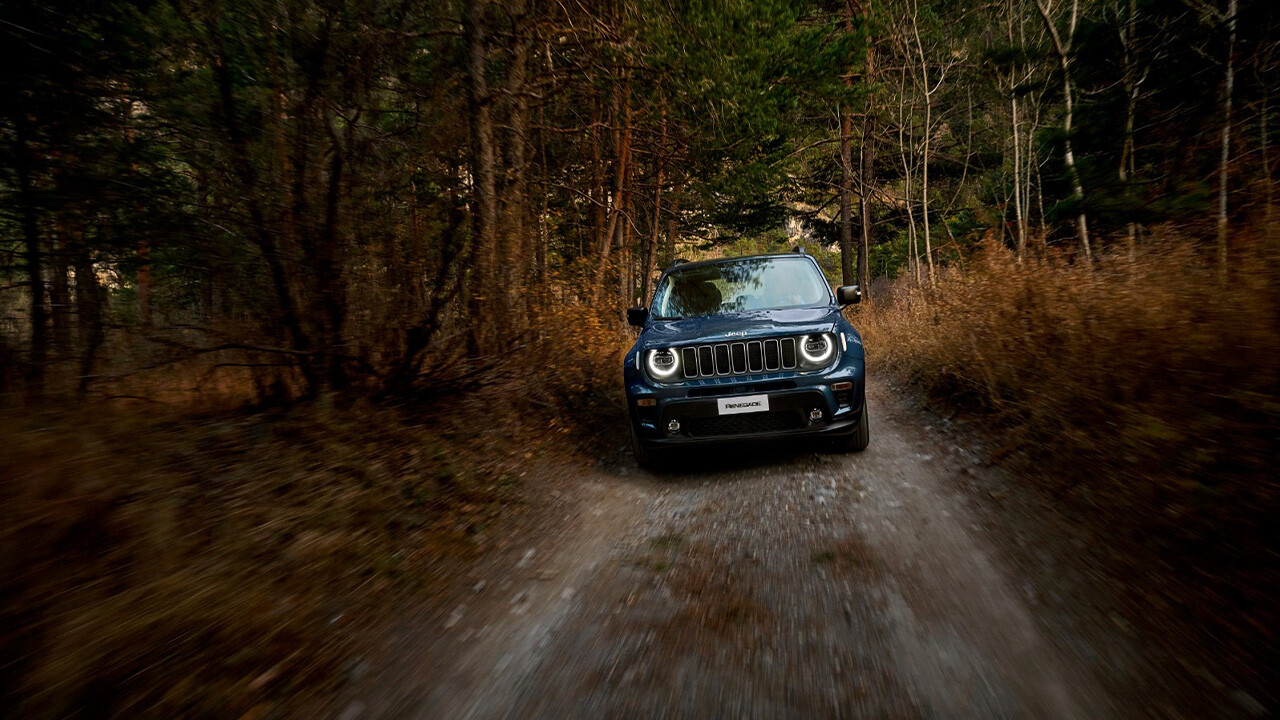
(640, 307), (840, 349)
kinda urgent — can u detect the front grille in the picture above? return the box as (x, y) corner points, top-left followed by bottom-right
(680, 337), (797, 379)
(685, 411), (805, 437)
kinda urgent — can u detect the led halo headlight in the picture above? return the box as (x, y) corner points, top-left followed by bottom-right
(645, 348), (681, 380)
(798, 333), (837, 368)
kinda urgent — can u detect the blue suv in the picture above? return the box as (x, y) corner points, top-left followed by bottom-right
(624, 252), (868, 468)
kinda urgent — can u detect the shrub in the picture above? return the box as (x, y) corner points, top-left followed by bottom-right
(0, 402), (510, 719)
(859, 237), (1279, 509)
(856, 232), (1280, 686)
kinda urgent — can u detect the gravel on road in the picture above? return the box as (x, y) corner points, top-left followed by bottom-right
(335, 379), (1219, 720)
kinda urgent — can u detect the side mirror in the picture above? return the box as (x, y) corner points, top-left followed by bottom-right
(626, 306), (649, 327)
(836, 285), (862, 305)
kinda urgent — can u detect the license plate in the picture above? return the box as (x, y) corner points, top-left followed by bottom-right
(717, 394), (769, 415)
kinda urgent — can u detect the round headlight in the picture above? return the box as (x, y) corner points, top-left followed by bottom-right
(646, 348), (680, 380)
(799, 333), (835, 366)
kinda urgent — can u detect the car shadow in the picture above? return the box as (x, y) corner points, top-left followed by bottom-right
(625, 438), (846, 482)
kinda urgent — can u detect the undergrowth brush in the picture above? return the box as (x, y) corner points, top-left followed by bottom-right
(0, 400), (527, 719)
(857, 232), (1280, 690)
(484, 292), (633, 454)
(0, 288), (634, 719)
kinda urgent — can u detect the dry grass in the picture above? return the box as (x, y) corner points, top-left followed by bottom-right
(0, 285), (634, 719)
(499, 288), (634, 453)
(855, 230), (1280, 683)
(859, 235), (1279, 503)
(0, 399), (524, 719)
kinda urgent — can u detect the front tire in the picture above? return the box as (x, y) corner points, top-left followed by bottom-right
(838, 397), (870, 453)
(630, 423), (665, 470)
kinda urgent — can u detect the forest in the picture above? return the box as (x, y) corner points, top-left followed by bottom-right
(1, 0), (1274, 401)
(2, 0), (1278, 717)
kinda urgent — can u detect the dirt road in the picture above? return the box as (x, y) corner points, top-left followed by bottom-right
(336, 380), (1180, 720)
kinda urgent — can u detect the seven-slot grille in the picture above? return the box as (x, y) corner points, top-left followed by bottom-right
(680, 337), (797, 379)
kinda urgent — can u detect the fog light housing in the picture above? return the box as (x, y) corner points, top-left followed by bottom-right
(809, 408), (824, 423)
(667, 419), (681, 434)
(831, 381), (853, 409)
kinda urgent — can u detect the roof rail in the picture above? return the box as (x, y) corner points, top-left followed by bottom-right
(667, 258), (689, 270)
(792, 244), (807, 255)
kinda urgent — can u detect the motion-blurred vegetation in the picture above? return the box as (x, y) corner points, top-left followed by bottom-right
(0, 308), (629, 719)
(858, 230), (1280, 691)
(2, 0), (1277, 715)
(2, 402), (484, 718)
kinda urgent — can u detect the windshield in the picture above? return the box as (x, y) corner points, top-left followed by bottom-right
(650, 257), (830, 319)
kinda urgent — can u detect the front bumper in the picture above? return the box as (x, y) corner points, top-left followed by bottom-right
(625, 371), (865, 448)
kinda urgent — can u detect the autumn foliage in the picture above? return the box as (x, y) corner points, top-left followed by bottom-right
(858, 230), (1280, 685)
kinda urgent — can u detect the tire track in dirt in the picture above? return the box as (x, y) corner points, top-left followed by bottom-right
(345, 379), (1122, 719)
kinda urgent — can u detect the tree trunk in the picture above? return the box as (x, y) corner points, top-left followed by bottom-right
(50, 221), (72, 356)
(1217, 0), (1237, 275)
(1035, 0), (1091, 258)
(620, 77), (634, 305)
(537, 38), (553, 285)
(505, 0), (532, 310)
(13, 113), (47, 396)
(598, 69), (631, 291)
(1031, 98), (1048, 246)
(838, 2), (856, 286)
(589, 109), (604, 264)
(1119, 0), (1140, 259)
(1008, 0), (1029, 260)
(840, 104), (856, 285)
(897, 67), (920, 285)
(620, 185), (633, 306)
(912, 0), (936, 284)
(858, 43), (875, 298)
(537, 111), (550, 286)
(641, 108), (666, 305)
(1008, 0), (1028, 260)
(124, 111), (154, 329)
(208, 22), (317, 393)
(318, 136), (348, 390)
(919, 85), (934, 284)
(464, 0), (498, 352)
(137, 238), (152, 326)
(1012, 86), (1027, 260)
(74, 236), (104, 398)
(1120, 91), (1138, 259)
(663, 177), (683, 270)
(1263, 64), (1274, 245)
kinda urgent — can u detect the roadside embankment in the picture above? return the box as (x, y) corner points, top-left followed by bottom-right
(854, 236), (1280, 710)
